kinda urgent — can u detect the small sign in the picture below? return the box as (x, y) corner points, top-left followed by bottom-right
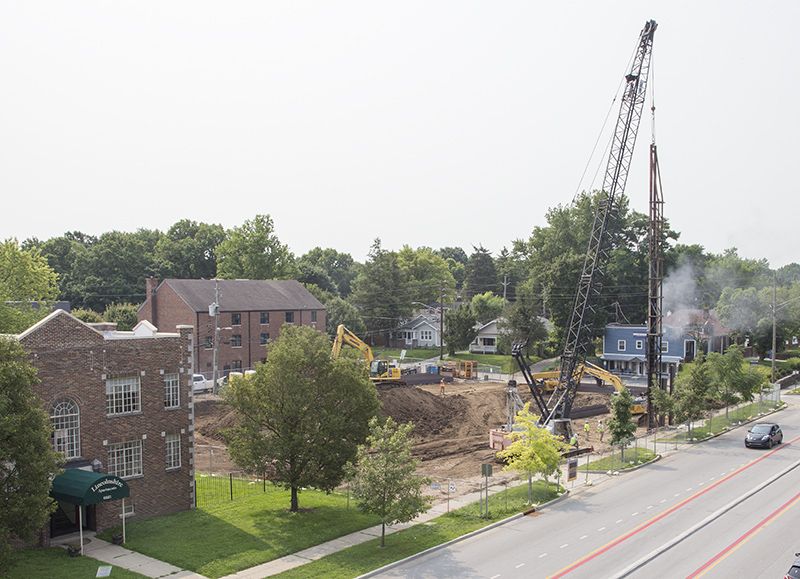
(481, 463), (493, 477)
(750, 360), (759, 366)
(449, 482), (456, 493)
(430, 482), (441, 490)
(96, 567), (113, 578)
(400, 349), (407, 360)
(567, 458), (578, 481)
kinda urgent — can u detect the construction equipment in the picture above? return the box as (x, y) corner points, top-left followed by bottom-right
(331, 324), (406, 386)
(493, 21), (656, 443)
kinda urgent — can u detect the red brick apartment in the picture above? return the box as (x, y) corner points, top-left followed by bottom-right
(138, 278), (326, 377)
(15, 310), (196, 543)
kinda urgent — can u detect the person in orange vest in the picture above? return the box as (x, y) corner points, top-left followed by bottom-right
(440, 378), (445, 397)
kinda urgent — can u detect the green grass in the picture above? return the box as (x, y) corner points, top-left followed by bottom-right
(195, 472), (280, 507)
(6, 546), (149, 579)
(584, 447), (657, 471)
(374, 347), (440, 361)
(97, 489), (381, 579)
(270, 480), (562, 579)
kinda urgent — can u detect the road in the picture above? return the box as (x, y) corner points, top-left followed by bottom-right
(369, 398), (800, 579)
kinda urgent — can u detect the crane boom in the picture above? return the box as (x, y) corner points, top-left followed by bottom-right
(549, 20), (657, 425)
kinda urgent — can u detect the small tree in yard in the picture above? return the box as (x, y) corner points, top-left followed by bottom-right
(223, 325), (380, 512)
(347, 417), (432, 547)
(498, 404), (566, 501)
(607, 388), (638, 460)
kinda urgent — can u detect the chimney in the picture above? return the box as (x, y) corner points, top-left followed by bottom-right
(142, 277), (159, 324)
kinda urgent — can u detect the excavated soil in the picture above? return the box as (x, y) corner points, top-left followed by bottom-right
(192, 380), (617, 484)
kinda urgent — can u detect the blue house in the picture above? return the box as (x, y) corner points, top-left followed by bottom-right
(601, 323), (690, 378)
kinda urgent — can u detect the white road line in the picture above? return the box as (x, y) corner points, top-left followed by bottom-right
(631, 512), (639, 516)
(580, 535), (588, 540)
(539, 553), (548, 558)
(647, 505), (654, 510)
(516, 563), (525, 568)
(616, 519), (623, 524)
(598, 527), (606, 531)
(491, 575), (501, 579)
(660, 499), (666, 503)
(560, 544), (569, 548)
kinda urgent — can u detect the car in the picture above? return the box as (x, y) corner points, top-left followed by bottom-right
(785, 553), (800, 579)
(744, 422), (783, 449)
(192, 374), (210, 394)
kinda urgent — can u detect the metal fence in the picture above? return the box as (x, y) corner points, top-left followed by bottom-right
(195, 471), (278, 507)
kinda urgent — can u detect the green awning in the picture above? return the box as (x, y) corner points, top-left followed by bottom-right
(50, 469), (130, 506)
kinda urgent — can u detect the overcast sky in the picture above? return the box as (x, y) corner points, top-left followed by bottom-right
(2, 1), (797, 269)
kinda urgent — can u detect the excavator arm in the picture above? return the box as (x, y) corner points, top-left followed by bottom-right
(332, 324), (374, 364)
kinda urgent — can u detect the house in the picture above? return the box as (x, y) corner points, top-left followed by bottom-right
(15, 309), (195, 543)
(138, 278), (326, 378)
(392, 314), (442, 349)
(470, 319), (500, 354)
(662, 308), (732, 357)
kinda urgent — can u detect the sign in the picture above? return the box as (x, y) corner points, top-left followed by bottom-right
(567, 458), (578, 481)
(449, 482), (456, 493)
(96, 567), (113, 578)
(430, 482), (441, 490)
(481, 463), (493, 477)
(400, 349), (407, 360)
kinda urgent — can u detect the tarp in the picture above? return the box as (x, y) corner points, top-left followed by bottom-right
(50, 469), (130, 506)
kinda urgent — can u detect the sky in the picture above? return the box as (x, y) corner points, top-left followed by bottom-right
(1, 1), (798, 268)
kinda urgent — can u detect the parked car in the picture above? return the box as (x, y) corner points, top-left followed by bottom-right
(784, 553), (800, 579)
(744, 422), (782, 449)
(192, 374), (210, 393)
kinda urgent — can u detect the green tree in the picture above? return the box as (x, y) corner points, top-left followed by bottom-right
(0, 239), (59, 333)
(498, 404), (565, 491)
(103, 302), (140, 332)
(471, 291), (504, 324)
(71, 308), (103, 324)
(216, 215), (297, 280)
(295, 261), (339, 296)
(607, 388), (638, 445)
(0, 338), (62, 573)
(347, 417), (432, 548)
(463, 245), (497, 299)
(324, 298), (366, 337)
(396, 246), (456, 304)
(443, 305), (478, 355)
(707, 344), (766, 407)
(222, 325), (380, 512)
(298, 247), (358, 298)
(154, 219), (225, 279)
(670, 355), (715, 438)
(498, 283), (548, 356)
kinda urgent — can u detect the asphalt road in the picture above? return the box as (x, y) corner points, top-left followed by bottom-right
(368, 398), (800, 579)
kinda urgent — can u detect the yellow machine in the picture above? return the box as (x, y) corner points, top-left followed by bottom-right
(331, 325), (406, 386)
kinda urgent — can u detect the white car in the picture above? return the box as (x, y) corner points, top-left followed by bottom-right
(192, 374), (210, 393)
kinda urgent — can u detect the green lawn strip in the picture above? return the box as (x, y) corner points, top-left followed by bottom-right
(98, 489), (380, 579)
(585, 447), (656, 471)
(271, 481), (562, 579)
(6, 546), (149, 579)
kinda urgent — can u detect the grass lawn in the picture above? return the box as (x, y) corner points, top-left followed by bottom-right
(98, 489), (380, 579)
(270, 480), (563, 579)
(6, 546), (149, 579)
(585, 447), (657, 471)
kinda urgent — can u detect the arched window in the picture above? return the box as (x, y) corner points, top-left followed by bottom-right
(51, 399), (80, 459)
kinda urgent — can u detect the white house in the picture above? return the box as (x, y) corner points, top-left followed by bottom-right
(470, 319), (501, 354)
(395, 314), (442, 348)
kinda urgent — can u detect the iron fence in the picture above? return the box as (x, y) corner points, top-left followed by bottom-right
(195, 471), (278, 507)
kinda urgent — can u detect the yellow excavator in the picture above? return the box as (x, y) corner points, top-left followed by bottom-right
(331, 324), (406, 387)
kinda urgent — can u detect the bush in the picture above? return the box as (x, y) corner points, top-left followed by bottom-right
(786, 357), (800, 371)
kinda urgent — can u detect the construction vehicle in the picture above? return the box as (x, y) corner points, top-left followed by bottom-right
(491, 20), (657, 444)
(331, 324), (406, 387)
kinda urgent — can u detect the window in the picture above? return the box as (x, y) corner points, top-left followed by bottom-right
(635, 340), (643, 350)
(421, 330), (432, 341)
(108, 440), (143, 478)
(106, 376), (141, 415)
(661, 341), (669, 352)
(311, 311), (317, 323)
(164, 373), (179, 409)
(205, 336), (213, 349)
(285, 312), (294, 323)
(232, 360), (242, 372)
(231, 334), (242, 347)
(165, 434), (181, 470)
(617, 340), (626, 351)
(260, 312), (269, 324)
(51, 399), (80, 459)
(231, 313), (241, 326)
(260, 333), (269, 345)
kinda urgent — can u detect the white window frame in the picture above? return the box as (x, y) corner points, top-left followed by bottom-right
(661, 341), (669, 353)
(165, 434), (181, 470)
(106, 376), (141, 415)
(635, 340), (643, 350)
(51, 399), (80, 459)
(163, 373), (180, 409)
(108, 440), (143, 478)
(421, 330), (432, 341)
(231, 334), (242, 348)
(618, 340), (626, 351)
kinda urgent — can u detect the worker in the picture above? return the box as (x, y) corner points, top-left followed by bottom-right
(598, 420), (605, 442)
(440, 378), (445, 397)
(570, 433), (578, 448)
(585, 421), (591, 440)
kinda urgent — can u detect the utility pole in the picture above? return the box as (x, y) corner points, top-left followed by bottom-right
(439, 280), (445, 361)
(501, 275), (509, 308)
(772, 272), (777, 384)
(211, 280), (220, 395)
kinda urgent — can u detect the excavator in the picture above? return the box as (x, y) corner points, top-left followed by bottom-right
(331, 324), (406, 387)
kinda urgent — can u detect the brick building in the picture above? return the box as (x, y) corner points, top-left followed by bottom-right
(138, 278), (326, 378)
(16, 309), (196, 541)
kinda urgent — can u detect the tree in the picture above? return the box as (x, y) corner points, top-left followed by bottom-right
(298, 247), (358, 298)
(498, 282), (548, 356)
(669, 355), (715, 439)
(443, 305), (478, 355)
(0, 239), (59, 334)
(154, 219), (225, 279)
(216, 215), (297, 280)
(706, 345), (767, 412)
(0, 338), (62, 573)
(396, 246), (456, 304)
(607, 388), (638, 445)
(71, 308), (103, 324)
(222, 325), (380, 512)
(324, 298), (366, 337)
(498, 404), (565, 495)
(347, 417), (432, 547)
(103, 302), (140, 331)
(471, 291), (504, 324)
(463, 246), (497, 299)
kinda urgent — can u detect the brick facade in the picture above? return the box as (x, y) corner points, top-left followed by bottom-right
(17, 310), (196, 540)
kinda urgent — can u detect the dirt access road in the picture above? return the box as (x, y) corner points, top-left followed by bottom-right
(193, 379), (617, 484)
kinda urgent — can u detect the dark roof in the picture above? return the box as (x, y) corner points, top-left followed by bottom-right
(162, 279), (325, 313)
